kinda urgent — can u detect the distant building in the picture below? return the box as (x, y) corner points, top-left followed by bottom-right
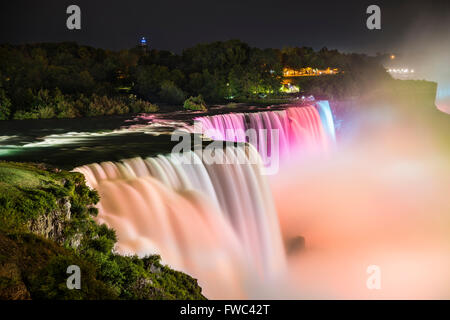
(283, 67), (339, 77)
(280, 67), (338, 94)
(139, 36), (148, 52)
(386, 67), (416, 80)
(280, 81), (300, 93)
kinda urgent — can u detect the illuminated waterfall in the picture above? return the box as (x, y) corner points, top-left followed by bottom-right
(193, 103), (336, 165)
(315, 100), (336, 142)
(74, 103), (337, 298)
(74, 145), (285, 299)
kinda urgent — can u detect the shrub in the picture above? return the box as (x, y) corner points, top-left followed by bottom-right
(26, 252), (118, 300)
(183, 95), (207, 112)
(129, 97), (159, 113)
(57, 106), (78, 118)
(55, 98), (79, 119)
(35, 106), (55, 119)
(3, 87), (159, 120)
(159, 80), (185, 105)
(13, 110), (39, 120)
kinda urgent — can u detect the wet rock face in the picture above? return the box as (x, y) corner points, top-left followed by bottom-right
(150, 264), (162, 274)
(26, 197), (83, 249)
(286, 236), (306, 256)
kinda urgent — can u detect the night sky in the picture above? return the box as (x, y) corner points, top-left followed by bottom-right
(0, 0), (449, 55)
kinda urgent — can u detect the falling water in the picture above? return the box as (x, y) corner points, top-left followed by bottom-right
(75, 145), (286, 299)
(74, 103), (337, 298)
(315, 101), (336, 143)
(193, 103), (335, 165)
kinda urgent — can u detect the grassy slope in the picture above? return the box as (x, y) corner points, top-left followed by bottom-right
(0, 162), (206, 300)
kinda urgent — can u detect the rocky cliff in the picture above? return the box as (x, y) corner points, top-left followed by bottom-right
(0, 161), (206, 300)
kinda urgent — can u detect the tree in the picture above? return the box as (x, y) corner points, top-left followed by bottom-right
(0, 88), (11, 120)
(159, 80), (185, 104)
(135, 64), (171, 100)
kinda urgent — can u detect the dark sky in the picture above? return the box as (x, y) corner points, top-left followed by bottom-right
(0, 0), (449, 54)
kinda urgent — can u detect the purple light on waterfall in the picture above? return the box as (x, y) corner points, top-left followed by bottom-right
(194, 104), (334, 165)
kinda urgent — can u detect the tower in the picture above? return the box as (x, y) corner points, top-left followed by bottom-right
(139, 36), (148, 53)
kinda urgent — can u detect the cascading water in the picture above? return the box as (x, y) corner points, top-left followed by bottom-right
(315, 101), (336, 143)
(74, 103), (337, 298)
(75, 145), (286, 299)
(193, 103), (336, 166)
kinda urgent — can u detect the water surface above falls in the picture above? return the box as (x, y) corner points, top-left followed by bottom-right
(65, 100), (340, 298)
(0, 115), (179, 169)
(0, 107), (225, 169)
(0, 103), (313, 169)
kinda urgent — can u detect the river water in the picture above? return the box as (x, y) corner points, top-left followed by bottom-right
(2, 100), (450, 299)
(0, 104), (290, 168)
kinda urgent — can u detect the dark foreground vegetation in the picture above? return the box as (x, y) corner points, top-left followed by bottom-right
(0, 161), (205, 299)
(0, 41), (391, 120)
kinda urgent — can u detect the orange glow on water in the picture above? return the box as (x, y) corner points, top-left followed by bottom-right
(271, 108), (450, 299)
(75, 99), (450, 299)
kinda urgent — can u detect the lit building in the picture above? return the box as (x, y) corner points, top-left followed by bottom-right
(280, 80), (300, 93)
(283, 67), (339, 77)
(280, 67), (338, 94)
(386, 67), (416, 80)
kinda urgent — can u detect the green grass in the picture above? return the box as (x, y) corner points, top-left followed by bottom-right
(0, 166), (43, 188)
(0, 161), (94, 233)
(0, 161), (206, 300)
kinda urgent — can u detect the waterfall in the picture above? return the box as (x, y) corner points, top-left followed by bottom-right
(193, 103), (335, 166)
(315, 100), (337, 142)
(74, 102), (337, 298)
(74, 145), (286, 299)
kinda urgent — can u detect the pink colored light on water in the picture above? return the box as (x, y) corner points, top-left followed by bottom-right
(74, 101), (450, 299)
(75, 147), (286, 299)
(194, 105), (332, 165)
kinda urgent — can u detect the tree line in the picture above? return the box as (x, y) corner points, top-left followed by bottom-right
(0, 40), (391, 120)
